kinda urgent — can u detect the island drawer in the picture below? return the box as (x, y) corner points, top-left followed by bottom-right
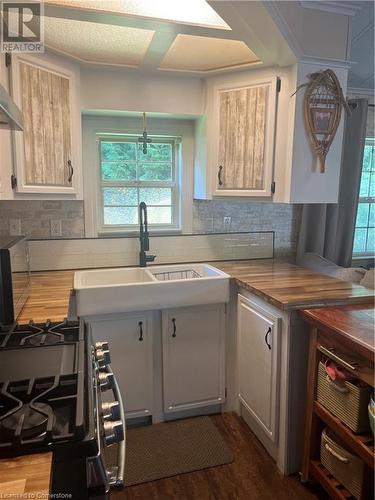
(317, 330), (374, 387)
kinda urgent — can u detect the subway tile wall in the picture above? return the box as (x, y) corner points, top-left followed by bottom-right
(0, 200), (302, 259)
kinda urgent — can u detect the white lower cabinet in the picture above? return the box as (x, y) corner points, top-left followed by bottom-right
(87, 303), (226, 421)
(237, 294), (281, 443)
(162, 304), (225, 413)
(89, 312), (154, 419)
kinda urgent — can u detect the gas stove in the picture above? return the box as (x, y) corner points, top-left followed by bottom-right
(0, 319), (125, 499)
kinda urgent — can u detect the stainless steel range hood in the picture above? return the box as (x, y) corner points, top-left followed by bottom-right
(0, 82), (23, 131)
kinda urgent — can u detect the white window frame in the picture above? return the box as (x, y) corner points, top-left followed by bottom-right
(98, 134), (181, 233)
(82, 116), (194, 237)
(353, 137), (375, 257)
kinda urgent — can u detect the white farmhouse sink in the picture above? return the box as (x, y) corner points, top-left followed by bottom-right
(74, 263), (230, 316)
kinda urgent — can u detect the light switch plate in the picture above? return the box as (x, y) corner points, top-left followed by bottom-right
(9, 219), (21, 236)
(223, 216), (232, 230)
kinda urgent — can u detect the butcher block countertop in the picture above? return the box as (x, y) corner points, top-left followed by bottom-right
(0, 452), (52, 496)
(17, 260), (374, 323)
(300, 303), (375, 360)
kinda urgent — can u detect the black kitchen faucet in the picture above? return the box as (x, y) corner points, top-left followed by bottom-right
(139, 202), (156, 267)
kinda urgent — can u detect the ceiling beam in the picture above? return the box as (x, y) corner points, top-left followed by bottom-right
(207, 1), (297, 67)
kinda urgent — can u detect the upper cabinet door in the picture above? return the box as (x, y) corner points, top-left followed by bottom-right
(11, 55), (79, 195)
(213, 77), (277, 197)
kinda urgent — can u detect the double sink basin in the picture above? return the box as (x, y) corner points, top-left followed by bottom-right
(74, 263), (230, 316)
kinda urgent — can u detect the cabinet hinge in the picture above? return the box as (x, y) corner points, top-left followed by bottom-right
(5, 53), (11, 67)
(11, 175), (17, 190)
(271, 181), (276, 194)
(276, 78), (281, 92)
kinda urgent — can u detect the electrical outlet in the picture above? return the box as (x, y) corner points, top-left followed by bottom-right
(9, 219), (21, 236)
(50, 219), (62, 237)
(223, 216), (232, 231)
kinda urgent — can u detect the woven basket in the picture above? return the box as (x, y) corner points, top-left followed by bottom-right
(317, 362), (371, 433)
(321, 428), (365, 499)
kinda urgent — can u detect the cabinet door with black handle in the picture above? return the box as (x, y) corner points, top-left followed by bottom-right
(161, 304), (225, 413)
(89, 313), (154, 419)
(237, 294), (281, 443)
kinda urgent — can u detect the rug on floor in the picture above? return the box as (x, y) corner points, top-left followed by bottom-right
(106, 415), (234, 487)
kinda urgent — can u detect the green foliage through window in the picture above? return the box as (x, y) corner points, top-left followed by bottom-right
(99, 137), (178, 228)
(353, 139), (375, 254)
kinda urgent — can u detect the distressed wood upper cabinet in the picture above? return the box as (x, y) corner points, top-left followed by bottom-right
(11, 55), (80, 195)
(213, 78), (277, 197)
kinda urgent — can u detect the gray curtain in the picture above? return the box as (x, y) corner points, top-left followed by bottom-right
(296, 98), (368, 267)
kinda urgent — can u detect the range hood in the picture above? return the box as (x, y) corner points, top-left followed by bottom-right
(0, 82), (23, 131)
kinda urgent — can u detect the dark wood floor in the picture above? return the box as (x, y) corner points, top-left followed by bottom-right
(111, 412), (325, 500)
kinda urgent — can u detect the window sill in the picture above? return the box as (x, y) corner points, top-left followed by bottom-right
(98, 228), (183, 238)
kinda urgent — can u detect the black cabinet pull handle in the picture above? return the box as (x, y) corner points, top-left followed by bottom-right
(67, 160), (74, 183)
(265, 327), (272, 350)
(172, 318), (176, 338)
(138, 321), (143, 342)
(218, 165), (223, 186)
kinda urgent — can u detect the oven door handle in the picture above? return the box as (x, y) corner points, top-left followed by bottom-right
(105, 364), (126, 488)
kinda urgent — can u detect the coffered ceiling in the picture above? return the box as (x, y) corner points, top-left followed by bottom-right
(42, 0), (261, 72)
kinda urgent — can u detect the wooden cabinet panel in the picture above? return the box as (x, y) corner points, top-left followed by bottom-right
(20, 62), (72, 187)
(11, 54), (80, 195)
(162, 304), (225, 413)
(238, 294), (281, 442)
(218, 85), (267, 190)
(212, 77), (277, 197)
(89, 313), (154, 419)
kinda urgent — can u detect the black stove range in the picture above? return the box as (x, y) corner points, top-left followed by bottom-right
(0, 319), (125, 499)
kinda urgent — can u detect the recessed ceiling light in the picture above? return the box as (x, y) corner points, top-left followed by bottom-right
(46, 0), (231, 30)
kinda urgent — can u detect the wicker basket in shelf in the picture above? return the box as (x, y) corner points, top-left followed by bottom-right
(321, 428), (365, 499)
(317, 362), (371, 433)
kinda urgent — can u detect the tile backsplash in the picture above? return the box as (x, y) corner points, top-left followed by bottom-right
(0, 199), (302, 259)
(193, 200), (302, 259)
(0, 200), (85, 238)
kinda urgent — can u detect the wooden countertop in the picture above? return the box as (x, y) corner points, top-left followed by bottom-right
(0, 452), (52, 496)
(215, 260), (374, 311)
(17, 260), (374, 323)
(300, 303), (375, 361)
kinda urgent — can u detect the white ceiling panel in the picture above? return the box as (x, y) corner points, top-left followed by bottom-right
(46, 0), (230, 29)
(159, 34), (259, 72)
(44, 16), (155, 65)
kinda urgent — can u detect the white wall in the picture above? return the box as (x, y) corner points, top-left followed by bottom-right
(80, 66), (204, 116)
(288, 61), (349, 203)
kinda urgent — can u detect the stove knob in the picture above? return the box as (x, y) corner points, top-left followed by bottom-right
(98, 371), (114, 391)
(95, 341), (109, 351)
(101, 401), (121, 421)
(96, 348), (111, 367)
(103, 420), (124, 446)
